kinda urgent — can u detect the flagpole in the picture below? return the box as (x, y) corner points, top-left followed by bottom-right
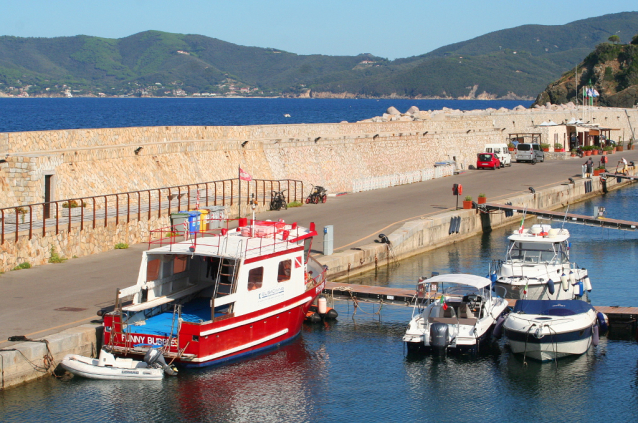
(238, 165), (241, 218)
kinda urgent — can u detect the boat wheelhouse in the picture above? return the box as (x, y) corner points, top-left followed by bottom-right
(102, 217), (326, 367)
(491, 224), (591, 301)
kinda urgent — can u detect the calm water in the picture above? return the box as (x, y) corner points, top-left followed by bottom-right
(2, 183), (637, 422)
(1, 99), (636, 422)
(0, 98), (531, 132)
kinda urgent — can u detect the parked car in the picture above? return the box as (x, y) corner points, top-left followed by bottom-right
(484, 143), (511, 167)
(476, 152), (501, 170)
(515, 143), (545, 164)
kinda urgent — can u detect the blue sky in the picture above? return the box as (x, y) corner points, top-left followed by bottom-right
(2, 0), (637, 59)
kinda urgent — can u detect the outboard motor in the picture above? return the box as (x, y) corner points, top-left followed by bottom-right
(144, 348), (178, 376)
(430, 323), (449, 351)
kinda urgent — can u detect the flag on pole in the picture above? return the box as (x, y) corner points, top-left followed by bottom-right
(239, 168), (252, 181)
(440, 295), (448, 311)
(518, 217), (525, 234)
(196, 189), (200, 210)
(523, 280), (528, 297)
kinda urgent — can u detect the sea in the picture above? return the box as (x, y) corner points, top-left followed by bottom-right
(2, 98), (638, 423)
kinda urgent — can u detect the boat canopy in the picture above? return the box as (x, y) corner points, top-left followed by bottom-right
(513, 300), (594, 316)
(420, 274), (492, 289)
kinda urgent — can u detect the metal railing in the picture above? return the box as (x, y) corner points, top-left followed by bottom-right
(352, 165), (455, 193)
(0, 178), (303, 244)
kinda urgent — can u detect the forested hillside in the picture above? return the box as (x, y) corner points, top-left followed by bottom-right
(1, 12), (637, 99)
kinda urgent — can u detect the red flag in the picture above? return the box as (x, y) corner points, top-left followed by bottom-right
(239, 168), (252, 181)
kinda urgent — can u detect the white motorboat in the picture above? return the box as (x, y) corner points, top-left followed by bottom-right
(403, 274), (509, 353)
(60, 348), (176, 380)
(490, 224), (591, 301)
(502, 299), (604, 361)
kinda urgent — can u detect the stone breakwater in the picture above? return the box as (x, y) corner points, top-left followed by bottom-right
(1, 106), (637, 271)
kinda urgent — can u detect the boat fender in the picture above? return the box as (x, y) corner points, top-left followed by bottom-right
(318, 296), (328, 314)
(547, 279), (555, 295)
(325, 308), (339, 320)
(597, 312), (609, 335)
(492, 315), (505, 339)
(592, 324), (600, 347)
(569, 271), (576, 285)
(560, 273), (569, 291)
(583, 277), (592, 292)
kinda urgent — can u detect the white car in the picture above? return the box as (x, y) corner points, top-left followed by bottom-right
(485, 143), (511, 167)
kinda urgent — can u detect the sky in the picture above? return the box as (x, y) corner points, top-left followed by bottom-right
(2, 0), (637, 60)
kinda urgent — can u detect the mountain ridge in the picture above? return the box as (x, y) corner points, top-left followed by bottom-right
(1, 12), (637, 99)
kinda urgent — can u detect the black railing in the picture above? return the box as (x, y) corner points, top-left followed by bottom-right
(0, 178), (303, 244)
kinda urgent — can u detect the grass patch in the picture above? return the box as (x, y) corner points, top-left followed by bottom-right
(288, 201), (303, 208)
(13, 262), (31, 270)
(114, 243), (129, 249)
(165, 231), (179, 237)
(49, 246), (68, 263)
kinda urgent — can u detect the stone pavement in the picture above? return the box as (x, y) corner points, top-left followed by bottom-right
(2, 150), (638, 345)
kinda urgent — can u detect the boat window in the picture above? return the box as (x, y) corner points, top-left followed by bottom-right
(174, 255), (188, 274)
(248, 267), (264, 291)
(147, 258), (160, 281)
(508, 241), (559, 264)
(277, 259), (292, 282)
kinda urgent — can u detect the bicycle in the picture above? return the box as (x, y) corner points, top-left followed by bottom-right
(270, 190), (288, 211)
(305, 185), (328, 204)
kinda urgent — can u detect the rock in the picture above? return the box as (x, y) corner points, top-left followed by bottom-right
(340, 121), (348, 123)
(386, 106), (400, 115)
(498, 107), (509, 112)
(533, 104), (542, 109)
(565, 102), (576, 109)
(514, 105), (527, 111)
(398, 115), (413, 121)
(406, 106), (420, 114)
(545, 102), (552, 108)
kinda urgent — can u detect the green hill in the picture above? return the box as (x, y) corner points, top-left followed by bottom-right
(534, 35), (638, 108)
(1, 12), (637, 99)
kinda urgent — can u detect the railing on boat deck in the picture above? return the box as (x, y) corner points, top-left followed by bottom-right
(148, 218), (314, 258)
(0, 178), (303, 244)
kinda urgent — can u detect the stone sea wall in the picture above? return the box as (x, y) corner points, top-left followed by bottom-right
(1, 106), (637, 271)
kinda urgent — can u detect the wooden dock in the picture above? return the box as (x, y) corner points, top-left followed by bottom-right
(323, 282), (638, 335)
(482, 202), (638, 231)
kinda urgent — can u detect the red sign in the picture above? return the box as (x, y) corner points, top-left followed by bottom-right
(295, 256), (303, 268)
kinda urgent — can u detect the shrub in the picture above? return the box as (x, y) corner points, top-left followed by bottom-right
(114, 243), (129, 249)
(48, 246), (67, 263)
(13, 262), (31, 270)
(62, 200), (86, 208)
(464, 195), (472, 201)
(478, 193), (486, 198)
(540, 143), (551, 150)
(554, 143), (563, 150)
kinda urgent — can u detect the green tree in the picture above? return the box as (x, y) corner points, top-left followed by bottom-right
(608, 35), (621, 44)
(632, 33), (638, 45)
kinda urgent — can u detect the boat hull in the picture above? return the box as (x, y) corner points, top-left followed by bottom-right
(104, 281), (325, 368)
(503, 302), (597, 361)
(60, 355), (164, 380)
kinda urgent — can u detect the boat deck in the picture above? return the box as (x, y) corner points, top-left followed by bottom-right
(125, 298), (214, 336)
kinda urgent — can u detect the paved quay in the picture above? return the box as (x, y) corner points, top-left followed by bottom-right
(2, 150), (638, 346)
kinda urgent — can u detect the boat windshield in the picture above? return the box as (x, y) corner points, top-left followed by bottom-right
(506, 241), (566, 264)
(443, 285), (481, 297)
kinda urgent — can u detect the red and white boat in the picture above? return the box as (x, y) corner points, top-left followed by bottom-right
(102, 217), (326, 367)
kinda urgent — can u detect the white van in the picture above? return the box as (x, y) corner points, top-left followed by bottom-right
(484, 143), (511, 167)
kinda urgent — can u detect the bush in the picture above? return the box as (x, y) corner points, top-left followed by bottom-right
(48, 246), (67, 263)
(540, 143), (551, 150)
(62, 200), (86, 208)
(114, 243), (129, 249)
(13, 262), (31, 270)
(478, 193), (486, 198)
(464, 195), (472, 201)
(554, 143), (563, 149)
